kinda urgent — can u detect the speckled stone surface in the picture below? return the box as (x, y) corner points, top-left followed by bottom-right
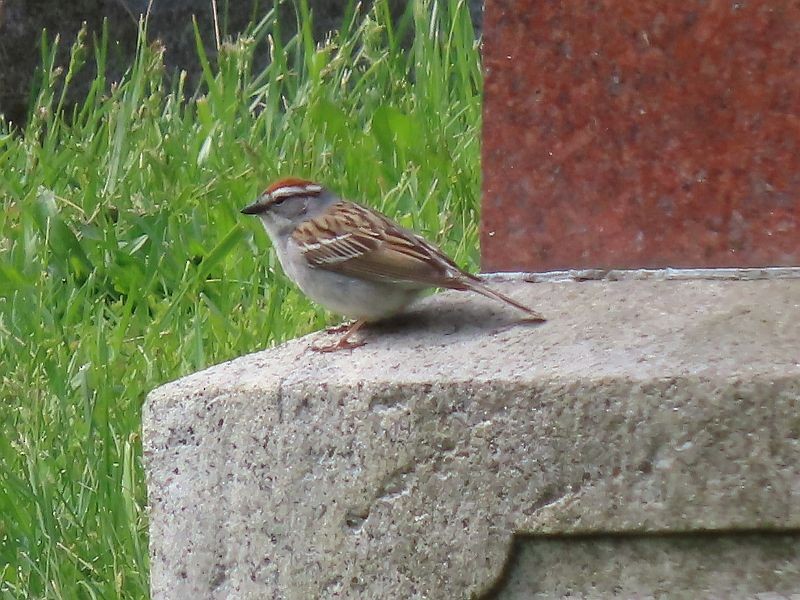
(143, 280), (800, 599)
(481, 1), (800, 272)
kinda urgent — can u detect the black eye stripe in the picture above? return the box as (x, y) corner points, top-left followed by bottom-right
(269, 192), (309, 207)
(270, 196), (301, 208)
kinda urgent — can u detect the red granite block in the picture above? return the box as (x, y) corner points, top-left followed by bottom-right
(481, 0), (800, 271)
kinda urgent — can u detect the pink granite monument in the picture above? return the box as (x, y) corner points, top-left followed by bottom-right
(481, 1), (800, 272)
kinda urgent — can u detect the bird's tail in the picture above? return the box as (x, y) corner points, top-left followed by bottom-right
(464, 278), (546, 322)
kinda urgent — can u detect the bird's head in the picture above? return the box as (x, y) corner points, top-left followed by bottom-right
(241, 177), (331, 238)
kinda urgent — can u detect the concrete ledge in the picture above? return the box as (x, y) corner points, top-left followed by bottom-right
(143, 279), (800, 599)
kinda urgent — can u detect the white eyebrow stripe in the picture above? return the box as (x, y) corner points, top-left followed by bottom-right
(270, 184), (322, 200)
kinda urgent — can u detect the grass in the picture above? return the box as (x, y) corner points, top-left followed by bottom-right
(0, 0), (481, 597)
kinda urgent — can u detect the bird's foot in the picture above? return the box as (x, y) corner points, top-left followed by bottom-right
(312, 319), (368, 352)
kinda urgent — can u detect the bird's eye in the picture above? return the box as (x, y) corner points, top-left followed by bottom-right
(270, 193), (302, 208)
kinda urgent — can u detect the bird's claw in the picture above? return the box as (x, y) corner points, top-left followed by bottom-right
(311, 338), (367, 353)
(312, 319), (368, 352)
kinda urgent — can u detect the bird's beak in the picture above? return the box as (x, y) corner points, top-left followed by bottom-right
(240, 196), (266, 215)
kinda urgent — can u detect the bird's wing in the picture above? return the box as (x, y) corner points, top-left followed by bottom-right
(291, 201), (471, 289)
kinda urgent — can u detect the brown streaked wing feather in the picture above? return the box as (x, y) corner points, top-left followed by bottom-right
(292, 201), (467, 288)
(293, 210), (380, 266)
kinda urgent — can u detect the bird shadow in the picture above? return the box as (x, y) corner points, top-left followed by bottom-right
(356, 301), (546, 344)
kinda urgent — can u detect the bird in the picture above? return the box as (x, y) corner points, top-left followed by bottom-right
(241, 177), (545, 351)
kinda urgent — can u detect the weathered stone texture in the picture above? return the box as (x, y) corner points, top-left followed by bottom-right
(144, 279), (800, 598)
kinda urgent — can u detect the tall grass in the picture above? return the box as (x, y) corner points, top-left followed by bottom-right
(0, 0), (481, 596)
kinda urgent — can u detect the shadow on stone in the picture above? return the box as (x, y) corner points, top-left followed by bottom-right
(363, 299), (546, 341)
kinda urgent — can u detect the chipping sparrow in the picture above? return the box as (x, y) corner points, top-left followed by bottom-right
(241, 178), (545, 352)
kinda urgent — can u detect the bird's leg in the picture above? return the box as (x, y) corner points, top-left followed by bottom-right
(312, 319), (367, 352)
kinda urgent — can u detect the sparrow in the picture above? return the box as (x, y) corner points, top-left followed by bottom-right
(241, 178), (545, 351)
